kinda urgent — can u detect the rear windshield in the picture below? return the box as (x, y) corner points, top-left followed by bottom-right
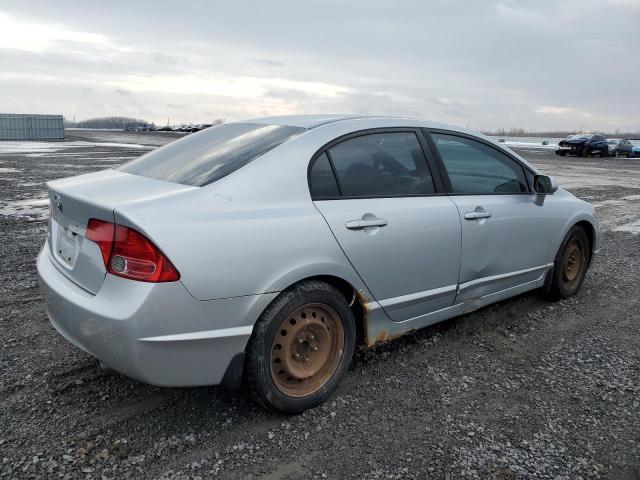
(119, 123), (304, 186)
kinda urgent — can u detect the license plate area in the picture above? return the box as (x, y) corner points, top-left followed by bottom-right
(51, 217), (83, 269)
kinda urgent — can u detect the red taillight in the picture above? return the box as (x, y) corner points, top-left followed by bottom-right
(86, 219), (180, 283)
(86, 219), (115, 266)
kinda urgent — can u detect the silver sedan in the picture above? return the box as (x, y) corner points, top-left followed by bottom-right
(37, 115), (600, 413)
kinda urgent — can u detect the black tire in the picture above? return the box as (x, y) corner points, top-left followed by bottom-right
(546, 226), (590, 300)
(557, 151), (566, 156)
(580, 147), (590, 158)
(244, 280), (356, 413)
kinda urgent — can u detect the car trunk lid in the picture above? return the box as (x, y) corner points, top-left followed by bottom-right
(46, 169), (196, 294)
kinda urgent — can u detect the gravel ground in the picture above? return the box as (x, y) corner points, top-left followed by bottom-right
(1, 131), (638, 479)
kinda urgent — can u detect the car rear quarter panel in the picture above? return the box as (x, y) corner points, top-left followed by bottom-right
(113, 127), (378, 301)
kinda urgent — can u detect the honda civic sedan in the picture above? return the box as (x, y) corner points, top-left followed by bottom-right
(38, 115), (599, 413)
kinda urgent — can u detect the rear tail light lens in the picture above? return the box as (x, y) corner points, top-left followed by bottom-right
(86, 219), (115, 266)
(86, 219), (180, 282)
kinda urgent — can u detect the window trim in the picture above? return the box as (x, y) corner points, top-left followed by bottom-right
(422, 128), (536, 196)
(307, 127), (447, 201)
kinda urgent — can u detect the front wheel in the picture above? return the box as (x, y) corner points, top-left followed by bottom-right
(244, 280), (356, 413)
(546, 226), (590, 300)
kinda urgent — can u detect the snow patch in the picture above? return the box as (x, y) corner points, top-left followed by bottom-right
(0, 141), (151, 155)
(503, 141), (558, 150)
(614, 220), (640, 234)
(0, 197), (49, 220)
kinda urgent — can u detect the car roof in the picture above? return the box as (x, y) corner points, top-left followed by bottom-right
(237, 114), (368, 129)
(222, 114), (542, 177)
(233, 114), (477, 133)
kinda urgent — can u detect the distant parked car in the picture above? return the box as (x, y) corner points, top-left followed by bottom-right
(38, 115), (600, 413)
(605, 139), (634, 157)
(555, 134), (609, 157)
(630, 142), (640, 158)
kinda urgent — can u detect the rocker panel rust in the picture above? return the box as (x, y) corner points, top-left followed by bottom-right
(355, 289), (414, 348)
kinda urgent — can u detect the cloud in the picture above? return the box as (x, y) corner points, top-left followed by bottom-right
(0, 2), (638, 131)
(0, 11), (124, 54)
(536, 106), (594, 118)
(254, 58), (285, 68)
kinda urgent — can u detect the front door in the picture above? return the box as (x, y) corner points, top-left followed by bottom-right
(309, 130), (461, 321)
(429, 132), (556, 302)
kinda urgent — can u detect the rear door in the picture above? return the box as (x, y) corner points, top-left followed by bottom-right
(310, 129), (461, 322)
(426, 130), (555, 302)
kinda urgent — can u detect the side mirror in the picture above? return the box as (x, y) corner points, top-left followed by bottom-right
(533, 175), (558, 194)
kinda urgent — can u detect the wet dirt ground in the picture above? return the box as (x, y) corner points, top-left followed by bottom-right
(1, 130), (638, 479)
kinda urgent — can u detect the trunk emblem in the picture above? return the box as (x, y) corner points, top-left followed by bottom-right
(54, 194), (63, 214)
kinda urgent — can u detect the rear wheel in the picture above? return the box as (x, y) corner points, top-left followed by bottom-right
(546, 226), (590, 300)
(244, 280), (356, 413)
(580, 147), (590, 157)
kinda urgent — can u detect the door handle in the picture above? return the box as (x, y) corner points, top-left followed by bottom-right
(464, 210), (492, 220)
(345, 218), (388, 230)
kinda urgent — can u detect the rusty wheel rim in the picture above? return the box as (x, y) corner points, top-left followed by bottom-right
(563, 239), (583, 284)
(270, 303), (344, 398)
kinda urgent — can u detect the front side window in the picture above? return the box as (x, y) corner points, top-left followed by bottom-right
(431, 133), (529, 194)
(120, 123), (304, 187)
(324, 132), (435, 197)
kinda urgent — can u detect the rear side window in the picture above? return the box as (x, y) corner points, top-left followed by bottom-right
(119, 123), (304, 187)
(323, 132), (435, 197)
(431, 133), (529, 194)
(309, 153), (340, 198)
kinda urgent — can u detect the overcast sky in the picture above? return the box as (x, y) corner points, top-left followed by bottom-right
(0, 0), (638, 131)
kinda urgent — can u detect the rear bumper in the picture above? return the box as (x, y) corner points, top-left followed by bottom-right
(37, 247), (277, 386)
